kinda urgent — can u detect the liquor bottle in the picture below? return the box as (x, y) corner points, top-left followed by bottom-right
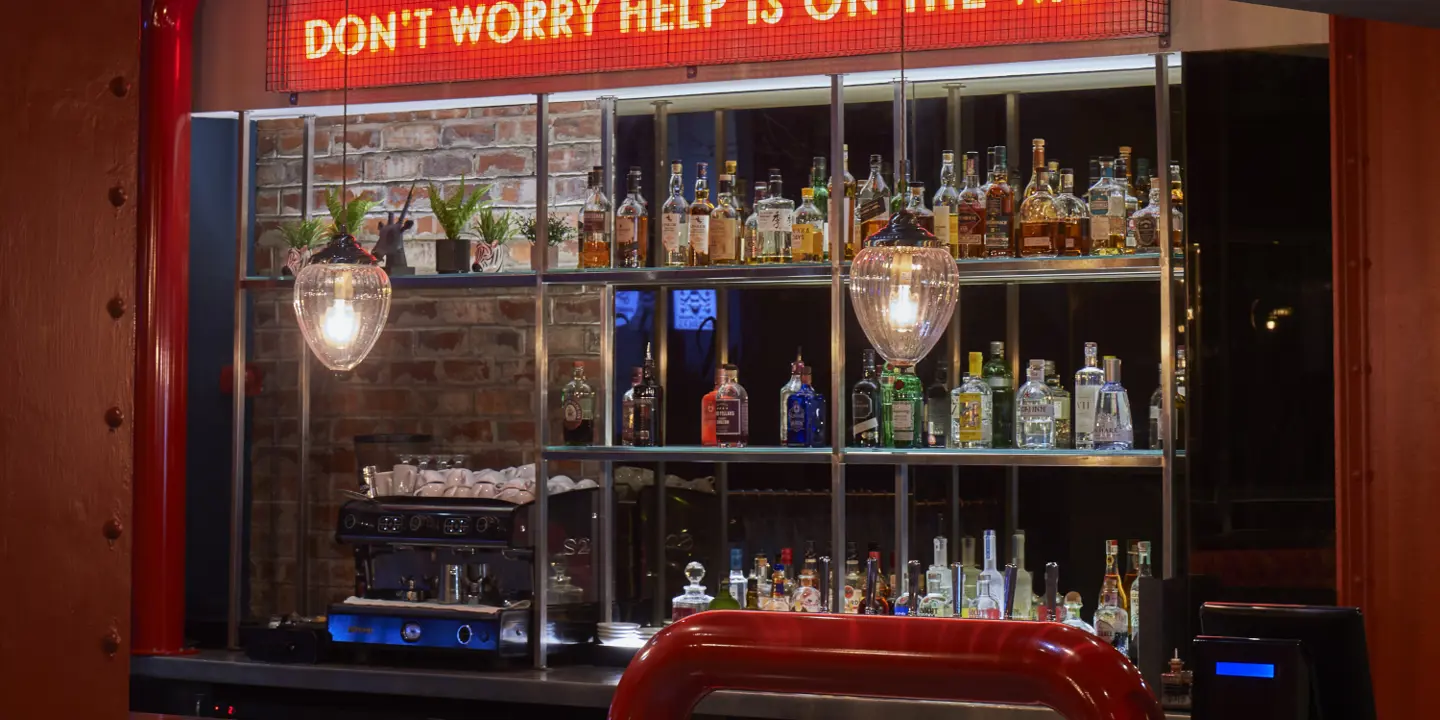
(1047, 160), (1062, 195)
(856, 154), (891, 246)
(1094, 573), (1131, 655)
(701, 366), (724, 447)
(670, 562), (713, 621)
(1096, 539), (1129, 612)
(745, 575), (760, 610)
(579, 167), (612, 268)
(954, 151), (986, 260)
(742, 182), (768, 264)
(843, 542), (862, 613)
(792, 188), (826, 262)
(1118, 145), (1136, 197)
(862, 552), (886, 615)
(754, 551), (772, 600)
(632, 343), (663, 447)
(960, 536), (980, 616)
(1062, 592), (1096, 634)
(716, 364), (748, 448)
(1074, 342), (1106, 450)
(1012, 531), (1034, 619)
(972, 577), (1001, 620)
(1131, 176), (1183, 255)
(615, 167), (648, 268)
(1054, 169), (1091, 257)
(660, 160), (689, 267)
(784, 364), (820, 447)
(933, 150), (962, 258)
(837, 145), (858, 260)
(1093, 358), (1134, 450)
(906, 185), (934, 233)
(758, 169), (794, 264)
(1087, 157), (1127, 255)
(710, 174), (740, 265)
(728, 547), (746, 607)
(687, 161), (713, 266)
(780, 349), (806, 446)
(1087, 157), (1101, 194)
(810, 156), (829, 226)
(1169, 161), (1184, 214)
(1022, 138), (1048, 201)
(888, 162), (910, 216)
(879, 362), (896, 446)
(710, 576), (741, 611)
(851, 349), (882, 448)
(1016, 359), (1055, 449)
(620, 366), (641, 446)
(1124, 540), (1139, 607)
(560, 361), (595, 446)
(982, 147), (1015, 258)
(726, 161), (745, 215)
(792, 543), (823, 612)
(1044, 361), (1072, 449)
(980, 529), (1006, 610)
(1114, 154), (1139, 253)
(924, 361), (951, 448)
(887, 366), (923, 448)
(952, 351), (993, 449)
(1017, 168), (1060, 257)
(983, 342), (1014, 449)
(769, 562), (791, 612)
(1135, 158), (1152, 204)
(922, 536), (954, 617)
(1130, 541), (1152, 661)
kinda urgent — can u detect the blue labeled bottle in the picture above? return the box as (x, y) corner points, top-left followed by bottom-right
(785, 365), (821, 447)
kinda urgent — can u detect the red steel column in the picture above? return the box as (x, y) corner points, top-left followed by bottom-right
(133, 0), (200, 656)
(610, 612), (1163, 720)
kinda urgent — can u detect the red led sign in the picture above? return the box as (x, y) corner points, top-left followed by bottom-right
(267, 0), (1166, 91)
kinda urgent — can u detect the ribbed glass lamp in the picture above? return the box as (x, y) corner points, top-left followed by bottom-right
(293, 233), (392, 372)
(848, 210), (959, 368)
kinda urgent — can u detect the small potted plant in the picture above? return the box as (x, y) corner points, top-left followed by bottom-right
(471, 205), (514, 273)
(276, 217), (327, 276)
(427, 176), (491, 274)
(519, 212), (577, 271)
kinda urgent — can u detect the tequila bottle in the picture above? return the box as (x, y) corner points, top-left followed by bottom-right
(924, 361), (951, 448)
(1131, 176), (1183, 255)
(1017, 167), (1060, 257)
(779, 349), (806, 446)
(560, 361), (595, 446)
(843, 542), (862, 613)
(620, 366), (640, 446)
(709, 174), (740, 265)
(933, 150), (962, 258)
(1115, 154), (1139, 252)
(1093, 358), (1134, 450)
(1062, 592), (1096, 634)
(809, 156), (829, 225)
(886, 366), (923, 448)
(921, 536), (954, 617)
(716, 364), (748, 448)
(660, 160), (689, 266)
(687, 161), (713, 266)
(615, 166), (648, 268)
(1087, 158), (1127, 255)
(579, 167), (612, 268)
(792, 187), (826, 262)
(979, 529), (1006, 611)
(792, 543), (823, 612)
(728, 547), (746, 607)
(907, 185), (934, 233)
(851, 349), (882, 448)
(837, 145), (858, 260)
(1016, 360), (1055, 449)
(757, 169), (794, 263)
(982, 147), (1014, 258)
(1012, 530), (1034, 620)
(1054, 169), (1091, 257)
(632, 343), (663, 447)
(955, 151), (987, 259)
(1044, 360), (1072, 448)
(952, 351), (993, 449)
(1074, 342), (1106, 449)
(701, 366), (723, 447)
(742, 182), (768, 264)
(856, 154), (891, 246)
(983, 342), (1014, 448)
(1130, 540), (1152, 660)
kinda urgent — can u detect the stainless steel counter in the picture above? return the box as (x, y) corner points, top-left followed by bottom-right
(132, 651), (1187, 719)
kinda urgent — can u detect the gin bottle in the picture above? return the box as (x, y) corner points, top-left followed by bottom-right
(1044, 360), (1072, 448)
(615, 167), (648, 268)
(952, 351), (993, 449)
(785, 366), (825, 448)
(779, 349), (806, 446)
(979, 529), (1006, 611)
(924, 361), (951, 448)
(851, 349), (882, 448)
(757, 169), (794, 263)
(560, 361), (595, 446)
(932, 151), (962, 258)
(887, 366), (923, 448)
(715, 364), (748, 448)
(983, 341), (1014, 448)
(1093, 357), (1134, 450)
(1074, 342), (1106, 449)
(660, 160), (689, 267)
(1016, 359), (1055, 449)
(741, 182), (768, 264)
(1011, 530), (1034, 620)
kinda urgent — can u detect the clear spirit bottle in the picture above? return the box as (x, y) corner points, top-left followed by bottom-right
(1130, 540), (1151, 661)
(632, 344), (664, 447)
(742, 182), (768, 264)
(1062, 592), (1097, 634)
(579, 167), (612, 268)
(660, 160), (689, 267)
(753, 551), (772, 600)
(837, 145), (858, 260)
(671, 562), (713, 621)
(1093, 357), (1134, 450)
(983, 342), (1014, 449)
(1044, 360), (1072, 449)
(843, 542), (862, 614)
(709, 174), (740, 265)
(701, 366), (723, 447)
(615, 166), (648, 268)
(757, 169), (794, 264)
(924, 361), (951, 448)
(1087, 157), (1127, 256)
(1018, 168), (1060, 257)
(1054, 169), (1091, 257)
(888, 366), (924, 449)
(933, 151), (962, 258)
(960, 536), (980, 617)
(1016, 359), (1055, 449)
(1074, 342), (1106, 450)
(687, 161), (713, 266)
(1115, 154), (1139, 253)
(972, 577), (1001, 620)
(956, 151), (987, 259)
(1012, 530), (1034, 620)
(952, 351), (993, 449)
(906, 185), (934, 233)
(620, 366), (640, 446)
(856, 154), (891, 247)
(716, 364), (748, 448)
(792, 187), (825, 262)
(1131, 176), (1183, 255)
(921, 536), (954, 617)
(809, 156), (829, 227)
(1094, 574), (1131, 655)
(560, 361), (595, 446)
(1096, 539), (1129, 613)
(982, 147), (1015, 258)
(779, 349), (806, 446)
(850, 349), (882, 448)
(980, 529), (1006, 611)
(728, 547), (746, 607)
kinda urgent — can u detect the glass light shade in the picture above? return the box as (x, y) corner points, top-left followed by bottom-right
(293, 235), (392, 372)
(848, 211), (959, 369)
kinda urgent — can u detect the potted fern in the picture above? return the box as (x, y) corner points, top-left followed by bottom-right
(519, 213), (578, 270)
(471, 205), (514, 273)
(325, 188), (376, 239)
(276, 217), (327, 276)
(427, 176), (491, 274)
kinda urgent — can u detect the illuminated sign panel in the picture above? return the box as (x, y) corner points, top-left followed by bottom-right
(267, 0), (1166, 91)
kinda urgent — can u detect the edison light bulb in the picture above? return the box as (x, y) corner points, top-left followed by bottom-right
(294, 236), (391, 372)
(888, 285), (919, 330)
(321, 298), (359, 348)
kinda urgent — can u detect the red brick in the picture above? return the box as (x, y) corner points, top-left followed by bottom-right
(261, 117), (306, 131)
(549, 325), (599, 354)
(476, 388), (533, 417)
(551, 296), (601, 324)
(437, 297), (499, 324)
(389, 299), (438, 326)
(314, 155), (363, 183)
(386, 182), (427, 210)
(441, 120), (497, 147)
(492, 358), (536, 385)
(423, 150), (477, 179)
(471, 328), (525, 356)
(479, 105), (534, 117)
(257, 130), (279, 158)
(445, 420), (494, 443)
(552, 113), (600, 142)
(495, 118), (537, 143)
(339, 128), (381, 153)
(415, 389), (474, 415)
(498, 298), (536, 323)
(382, 122), (442, 151)
(390, 360), (438, 384)
(477, 148), (531, 176)
(416, 329), (467, 356)
(442, 359), (491, 383)
(364, 153), (423, 182)
(253, 300), (279, 328)
(331, 418), (387, 443)
(497, 421), (536, 444)
(432, 108), (471, 120)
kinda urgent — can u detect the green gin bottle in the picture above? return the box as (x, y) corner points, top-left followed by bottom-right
(887, 366), (924, 449)
(983, 342), (1014, 448)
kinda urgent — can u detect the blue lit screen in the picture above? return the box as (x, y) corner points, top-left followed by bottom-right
(1215, 661), (1276, 679)
(671, 289), (716, 331)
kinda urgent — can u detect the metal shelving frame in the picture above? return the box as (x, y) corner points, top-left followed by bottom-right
(224, 54), (1185, 671)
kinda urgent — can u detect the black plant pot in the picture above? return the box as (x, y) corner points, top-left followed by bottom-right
(434, 238), (473, 274)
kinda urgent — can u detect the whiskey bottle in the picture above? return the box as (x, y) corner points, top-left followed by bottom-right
(710, 175), (740, 265)
(983, 341), (1014, 448)
(1016, 360), (1056, 449)
(955, 151), (987, 259)
(952, 351), (993, 449)
(687, 162), (713, 266)
(1054, 169), (1091, 257)
(780, 349), (806, 446)
(1131, 176), (1183, 255)
(742, 182), (768, 264)
(1047, 160), (1062, 195)
(660, 160), (689, 267)
(924, 361), (951, 448)
(561, 361), (595, 445)
(888, 366), (924, 448)
(932, 151), (962, 258)
(632, 343), (663, 447)
(1118, 145), (1136, 195)
(856, 154), (891, 247)
(837, 145), (858, 260)
(701, 366), (724, 447)
(792, 187), (826, 262)
(758, 169), (794, 264)
(726, 161), (744, 215)
(1022, 138), (1048, 201)
(1093, 358), (1134, 450)
(1087, 157), (1101, 195)
(851, 349), (882, 448)
(906, 185), (934, 233)
(1017, 168), (1061, 257)
(1074, 342), (1106, 449)
(615, 167), (648, 268)
(1135, 158), (1152, 204)
(716, 364), (748, 448)
(1044, 360), (1072, 448)
(1169, 161), (1184, 214)
(1087, 158), (1127, 256)
(1114, 154), (1139, 253)
(620, 366), (640, 446)
(982, 147), (1014, 258)
(809, 156), (829, 226)
(579, 167), (612, 268)
(888, 161), (910, 216)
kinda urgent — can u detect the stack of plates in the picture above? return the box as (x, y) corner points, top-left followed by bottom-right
(596, 622), (640, 646)
(635, 626), (662, 640)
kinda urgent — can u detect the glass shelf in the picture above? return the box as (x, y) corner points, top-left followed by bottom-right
(542, 264), (834, 288)
(240, 272), (539, 290)
(542, 445), (833, 463)
(843, 448), (1165, 467)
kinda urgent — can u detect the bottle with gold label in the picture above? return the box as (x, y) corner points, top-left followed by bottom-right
(687, 162), (713, 266)
(932, 151), (962, 259)
(742, 182), (768, 265)
(955, 151), (986, 259)
(982, 147), (1014, 258)
(835, 145), (859, 260)
(1017, 168), (1060, 257)
(660, 160), (689, 267)
(709, 174), (740, 265)
(579, 167), (611, 268)
(1054, 168), (1090, 257)
(1022, 139), (1049, 202)
(792, 187), (825, 262)
(951, 351), (992, 449)
(615, 166), (648, 268)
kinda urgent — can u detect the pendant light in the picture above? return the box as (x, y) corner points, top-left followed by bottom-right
(848, 210), (959, 368)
